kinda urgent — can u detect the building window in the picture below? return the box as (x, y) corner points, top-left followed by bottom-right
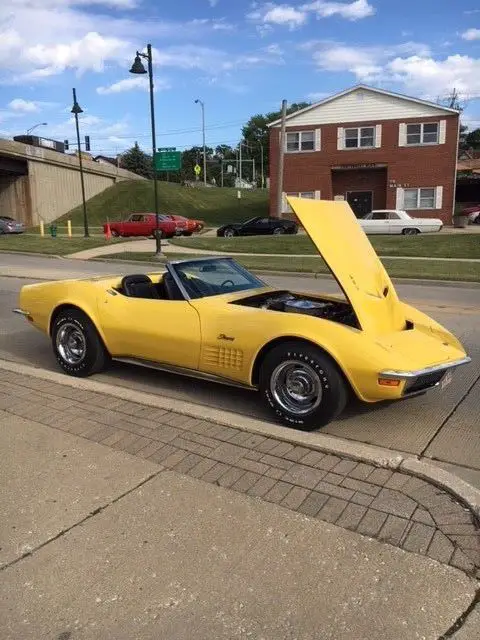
(344, 126), (375, 148)
(286, 131), (315, 152)
(403, 188), (436, 209)
(406, 123), (439, 145)
(283, 191), (318, 212)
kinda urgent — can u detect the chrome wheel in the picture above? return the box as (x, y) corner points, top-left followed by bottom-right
(56, 323), (87, 365)
(270, 360), (322, 415)
(273, 227), (284, 235)
(223, 228), (235, 238)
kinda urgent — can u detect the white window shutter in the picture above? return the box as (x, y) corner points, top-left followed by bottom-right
(396, 187), (404, 209)
(315, 128), (321, 151)
(314, 190), (321, 200)
(337, 127), (344, 150)
(439, 120), (446, 144)
(435, 186), (443, 209)
(375, 124), (382, 148)
(398, 123), (406, 147)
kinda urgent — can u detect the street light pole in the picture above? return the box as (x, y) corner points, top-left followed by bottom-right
(26, 122), (48, 136)
(71, 89), (89, 238)
(195, 99), (207, 187)
(130, 44), (161, 257)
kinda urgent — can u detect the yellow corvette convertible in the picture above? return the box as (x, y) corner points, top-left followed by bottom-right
(14, 198), (470, 430)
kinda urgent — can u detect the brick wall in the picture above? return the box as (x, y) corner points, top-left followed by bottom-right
(269, 114), (459, 224)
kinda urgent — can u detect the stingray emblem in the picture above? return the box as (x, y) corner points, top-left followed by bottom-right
(218, 334), (235, 342)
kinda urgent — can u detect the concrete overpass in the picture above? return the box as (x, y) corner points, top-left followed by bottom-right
(0, 138), (145, 226)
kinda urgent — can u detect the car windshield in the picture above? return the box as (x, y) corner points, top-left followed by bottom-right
(171, 258), (265, 299)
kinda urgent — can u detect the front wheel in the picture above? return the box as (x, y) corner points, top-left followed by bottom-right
(52, 308), (110, 377)
(110, 229), (120, 238)
(273, 227), (285, 235)
(223, 228), (237, 238)
(259, 342), (348, 430)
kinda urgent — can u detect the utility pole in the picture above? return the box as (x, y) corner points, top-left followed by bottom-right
(259, 142), (264, 188)
(195, 99), (207, 186)
(239, 140), (243, 189)
(276, 99), (287, 218)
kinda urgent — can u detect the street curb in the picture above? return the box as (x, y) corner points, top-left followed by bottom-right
(1, 357), (479, 523)
(0, 250), (63, 259)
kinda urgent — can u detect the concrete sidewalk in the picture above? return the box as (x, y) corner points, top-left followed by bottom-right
(67, 238), (480, 261)
(1, 366), (479, 639)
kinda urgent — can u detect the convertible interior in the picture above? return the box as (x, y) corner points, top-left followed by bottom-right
(117, 273), (184, 300)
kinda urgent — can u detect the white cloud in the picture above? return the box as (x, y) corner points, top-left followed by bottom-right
(307, 40), (480, 101)
(97, 76), (171, 94)
(8, 98), (39, 112)
(386, 55), (480, 99)
(263, 5), (308, 29)
(461, 28), (480, 41)
(0, 0), (243, 82)
(248, 0), (375, 31)
(302, 0), (375, 20)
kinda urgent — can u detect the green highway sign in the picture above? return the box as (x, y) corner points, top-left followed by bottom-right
(154, 150), (182, 172)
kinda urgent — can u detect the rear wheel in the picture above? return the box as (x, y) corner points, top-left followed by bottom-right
(182, 231), (193, 236)
(110, 229), (120, 237)
(52, 308), (110, 377)
(273, 227), (285, 235)
(402, 228), (420, 235)
(259, 342), (348, 430)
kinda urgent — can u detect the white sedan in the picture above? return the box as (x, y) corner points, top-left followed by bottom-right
(360, 210), (443, 235)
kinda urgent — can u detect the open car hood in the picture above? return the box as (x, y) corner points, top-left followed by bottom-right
(287, 197), (406, 334)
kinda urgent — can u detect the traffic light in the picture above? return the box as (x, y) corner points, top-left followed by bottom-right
(85, 135), (90, 151)
(64, 140), (69, 150)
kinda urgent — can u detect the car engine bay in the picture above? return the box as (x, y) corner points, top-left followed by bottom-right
(232, 291), (359, 328)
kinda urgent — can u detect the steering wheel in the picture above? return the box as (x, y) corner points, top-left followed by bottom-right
(221, 279), (235, 288)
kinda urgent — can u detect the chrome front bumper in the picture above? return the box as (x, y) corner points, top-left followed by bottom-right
(380, 357), (472, 395)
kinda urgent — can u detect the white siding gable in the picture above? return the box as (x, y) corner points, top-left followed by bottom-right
(275, 89), (453, 127)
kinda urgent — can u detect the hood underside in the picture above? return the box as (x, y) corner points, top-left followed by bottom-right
(287, 197), (407, 334)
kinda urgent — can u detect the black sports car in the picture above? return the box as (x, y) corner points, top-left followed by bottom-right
(217, 216), (298, 237)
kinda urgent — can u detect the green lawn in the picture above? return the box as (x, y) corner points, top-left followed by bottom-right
(59, 180), (269, 227)
(170, 233), (480, 259)
(0, 235), (127, 255)
(101, 252), (480, 282)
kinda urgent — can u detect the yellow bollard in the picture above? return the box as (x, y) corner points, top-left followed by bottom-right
(39, 221), (44, 237)
(67, 220), (72, 238)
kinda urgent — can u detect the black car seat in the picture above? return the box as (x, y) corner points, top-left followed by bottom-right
(121, 274), (160, 299)
(163, 273), (184, 300)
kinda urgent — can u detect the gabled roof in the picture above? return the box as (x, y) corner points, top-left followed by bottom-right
(267, 84), (459, 127)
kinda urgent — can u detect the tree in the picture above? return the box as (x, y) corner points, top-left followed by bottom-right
(465, 128), (480, 150)
(119, 142), (153, 179)
(241, 102), (310, 182)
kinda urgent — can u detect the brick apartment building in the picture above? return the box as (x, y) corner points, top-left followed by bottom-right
(268, 85), (460, 224)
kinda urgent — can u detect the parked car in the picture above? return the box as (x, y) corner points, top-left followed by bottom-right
(360, 210), (443, 235)
(15, 197), (470, 430)
(0, 216), (25, 234)
(105, 213), (185, 239)
(217, 216), (298, 238)
(462, 205), (480, 224)
(163, 214), (204, 236)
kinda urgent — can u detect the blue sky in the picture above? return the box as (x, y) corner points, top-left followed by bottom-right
(1, 0), (480, 157)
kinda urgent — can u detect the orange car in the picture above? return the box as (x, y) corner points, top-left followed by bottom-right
(165, 214), (204, 236)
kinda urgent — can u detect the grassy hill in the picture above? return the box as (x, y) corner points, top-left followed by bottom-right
(60, 180), (269, 227)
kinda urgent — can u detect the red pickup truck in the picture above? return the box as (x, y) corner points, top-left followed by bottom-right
(105, 213), (186, 238)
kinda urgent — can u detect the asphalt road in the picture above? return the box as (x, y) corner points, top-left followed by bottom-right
(1, 253), (480, 487)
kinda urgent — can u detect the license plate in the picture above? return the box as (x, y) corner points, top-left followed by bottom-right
(441, 370), (453, 389)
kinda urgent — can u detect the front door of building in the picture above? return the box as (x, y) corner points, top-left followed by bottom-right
(346, 191), (372, 218)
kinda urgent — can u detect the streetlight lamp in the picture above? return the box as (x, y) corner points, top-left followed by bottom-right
(26, 122), (48, 135)
(194, 99), (207, 187)
(71, 89), (89, 238)
(129, 44), (162, 257)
